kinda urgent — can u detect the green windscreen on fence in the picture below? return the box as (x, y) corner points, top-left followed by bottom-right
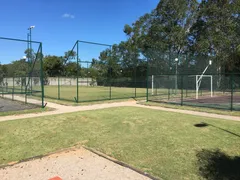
(147, 50), (240, 111)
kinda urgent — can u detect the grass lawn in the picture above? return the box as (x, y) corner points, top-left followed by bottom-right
(0, 107), (239, 180)
(0, 107), (52, 117)
(3, 85), (147, 103)
(42, 86), (147, 102)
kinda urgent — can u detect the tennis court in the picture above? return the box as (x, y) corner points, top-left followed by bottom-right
(150, 90), (240, 110)
(0, 97), (38, 112)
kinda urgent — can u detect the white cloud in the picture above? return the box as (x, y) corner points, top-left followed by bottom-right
(62, 13), (75, 19)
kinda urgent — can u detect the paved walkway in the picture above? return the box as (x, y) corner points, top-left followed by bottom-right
(0, 95), (239, 122)
(0, 95), (136, 122)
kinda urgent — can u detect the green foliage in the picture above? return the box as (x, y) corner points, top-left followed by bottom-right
(43, 55), (64, 76)
(64, 50), (76, 60)
(123, 24), (132, 36)
(1, 59), (28, 77)
(2, 0), (240, 81)
(120, 0), (239, 74)
(65, 62), (77, 76)
(189, 0), (239, 70)
(24, 48), (36, 64)
(89, 41), (147, 87)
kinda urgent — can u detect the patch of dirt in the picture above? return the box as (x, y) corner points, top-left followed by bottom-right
(0, 147), (150, 180)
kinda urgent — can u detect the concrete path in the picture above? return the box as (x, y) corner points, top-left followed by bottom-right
(0, 147), (150, 180)
(0, 95), (239, 122)
(135, 104), (240, 122)
(0, 95), (136, 122)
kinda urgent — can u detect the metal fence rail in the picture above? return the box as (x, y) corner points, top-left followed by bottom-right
(147, 51), (240, 111)
(0, 37), (44, 109)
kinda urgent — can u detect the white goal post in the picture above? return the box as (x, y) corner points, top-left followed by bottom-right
(195, 75), (213, 99)
(195, 59), (213, 99)
(151, 58), (213, 98)
(152, 74), (213, 99)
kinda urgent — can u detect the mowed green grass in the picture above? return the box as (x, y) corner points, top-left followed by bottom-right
(0, 107), (239, 180)
(43, 86), (147, 101)
(0, 107), (52, 117)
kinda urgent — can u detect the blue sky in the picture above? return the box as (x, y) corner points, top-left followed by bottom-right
(0, 0), (159, 63)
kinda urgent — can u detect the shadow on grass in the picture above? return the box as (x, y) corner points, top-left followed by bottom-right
(194, 122), (240, 138)
(196, 149), (240, 180)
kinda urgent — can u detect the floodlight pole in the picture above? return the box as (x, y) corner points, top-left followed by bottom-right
(28, 26), (35, 64)
(175, 58), (178, 94)
(28, 25), (35, 94)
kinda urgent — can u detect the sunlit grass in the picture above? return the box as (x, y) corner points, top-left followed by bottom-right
(0, 107), (239, 180)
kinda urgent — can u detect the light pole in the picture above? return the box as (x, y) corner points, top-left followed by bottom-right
(28, 26), (35, 63)
(175, 58), (178, 94)
(28, 25), (35, 94)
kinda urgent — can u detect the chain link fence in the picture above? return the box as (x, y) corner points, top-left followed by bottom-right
(147, 51), (240, 111)
(0, 37), (44, 111)
(42, 40), (147, 103)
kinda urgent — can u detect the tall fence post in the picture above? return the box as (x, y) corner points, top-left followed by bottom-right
(6, 78), (8, 93)
(76, 41), (79, 103)
(109, 67), (112, 100)
(40, 43), (45, 108)
(21, 77), (23, 93)
(109, 46), (112, 100)
(134, 64), (137, 98)
(12, 76), (15, 100)
(87, 62), (89, 87)
(58, 76), (60, 100)
(230, 73), (234, 111)
(168, 76), (170, 100)
(1, 86), (3, 97)
(25, 77), (27, 104)
(146, 60), (149, 102)
(181, 75), (183, 106)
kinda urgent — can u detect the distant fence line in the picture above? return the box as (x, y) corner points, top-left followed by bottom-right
(45, 77), (95, 86)
(0, 77), (95, 86)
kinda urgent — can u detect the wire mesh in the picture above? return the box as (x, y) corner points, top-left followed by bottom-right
(0, 37), (44, 111)
(147, 50), (240, 111)
(43, 40), (147, 103)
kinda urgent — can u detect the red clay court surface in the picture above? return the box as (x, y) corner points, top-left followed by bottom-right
(183, 95), (240, 104)
(156, 94), (240, 104)
(152, 94), (240, 110)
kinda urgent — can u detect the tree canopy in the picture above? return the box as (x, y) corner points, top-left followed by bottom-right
(1, 0), (239, 82)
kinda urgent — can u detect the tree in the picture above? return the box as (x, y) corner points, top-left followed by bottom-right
(65, 62), (77, 77)
(155, 0), (198, 53)
(227, 45), (240, 73)
(64, 50), (77, 65)
(43, 55), (64, 77)
(189, 0), (240, 73)
(0, 63), (4, 84)
(123, 0), (198, 73)
(24, 48), (36, 62)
